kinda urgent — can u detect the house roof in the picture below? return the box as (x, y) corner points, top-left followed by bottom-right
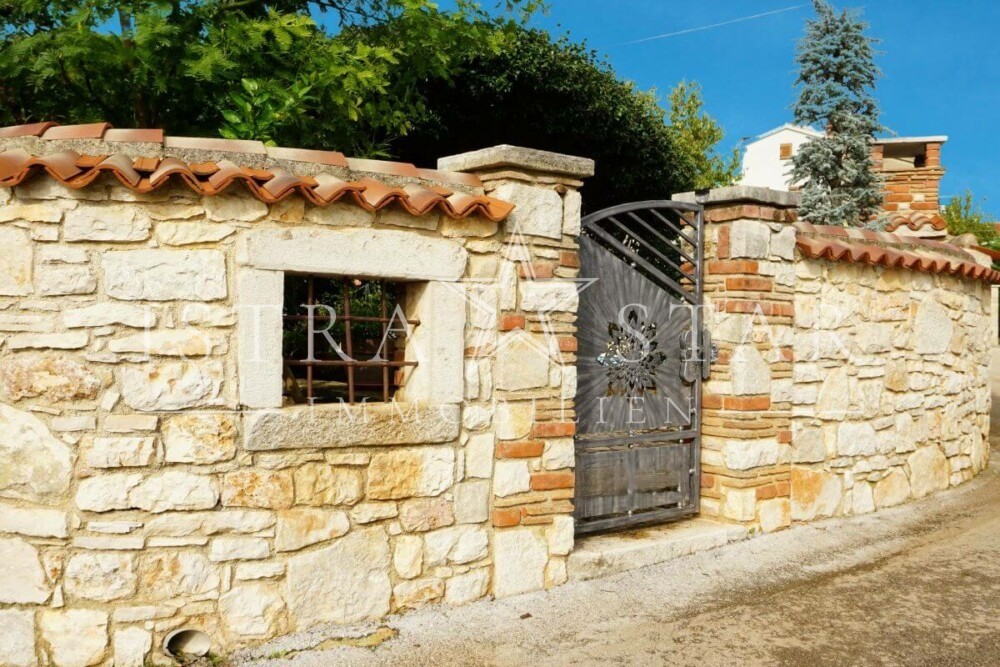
(794, 222), (1000, 283)
(753, 123), (824, 141)
(0, 122), (514, 221)
(751, 124), (948, 147)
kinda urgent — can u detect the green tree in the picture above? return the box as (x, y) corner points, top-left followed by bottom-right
(791, 0), (885, 227)
(943, 191), (997, 245)
(0, 0), (533, 155)
(391, 28), (699, 213)
(666, 81), (741, 190)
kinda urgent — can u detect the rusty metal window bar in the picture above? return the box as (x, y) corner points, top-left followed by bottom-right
(282, 275), (416, 405)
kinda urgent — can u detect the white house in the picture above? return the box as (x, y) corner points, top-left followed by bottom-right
(738, 123), (822, 190)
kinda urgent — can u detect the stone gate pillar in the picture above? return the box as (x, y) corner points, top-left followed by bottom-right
(676, 187), (800, 532)
(439, 146), (594, 594)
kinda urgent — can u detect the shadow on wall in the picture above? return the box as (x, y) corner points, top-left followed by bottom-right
(991, 348), (1000, 442)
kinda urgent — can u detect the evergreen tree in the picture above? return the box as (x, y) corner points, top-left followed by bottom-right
(792, 0), (885, 227)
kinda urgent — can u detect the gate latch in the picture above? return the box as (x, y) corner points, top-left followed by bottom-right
(680, 329), (715, 382)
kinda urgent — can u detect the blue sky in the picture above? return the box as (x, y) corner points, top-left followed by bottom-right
(528, 0), (1000, 209)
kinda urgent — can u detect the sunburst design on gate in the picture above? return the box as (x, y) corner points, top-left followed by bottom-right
(597, 306), (667, 397)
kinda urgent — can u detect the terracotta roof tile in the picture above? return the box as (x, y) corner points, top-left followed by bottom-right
(0, 146), (513, 221)
(163, 136), (268, 155)
(266, 146), (348, 168)
(0, 122), (58, 138)
(794, 222), (1000, 284)
(104, 128), (164, 144)
(41, 122), (111, 140)
(883, 211), (947, 232)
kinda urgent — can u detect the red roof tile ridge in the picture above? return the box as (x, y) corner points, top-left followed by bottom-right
(794, 223), (1000, 284)
(0, 121), (483, 191)
(0, 144), (513, 222)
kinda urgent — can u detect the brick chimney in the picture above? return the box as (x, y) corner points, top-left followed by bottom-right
(875, 136), (948, 237)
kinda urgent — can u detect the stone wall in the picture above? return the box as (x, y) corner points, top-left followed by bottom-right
(680, 187), (993, 533)
(0, 140), (591, 665)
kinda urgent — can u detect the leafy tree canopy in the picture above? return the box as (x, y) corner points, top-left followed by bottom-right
(2, 1), (737, 209)
(791, 0), (885, 227)
(943, 191), (997, 245)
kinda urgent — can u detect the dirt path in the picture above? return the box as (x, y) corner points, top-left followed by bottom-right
(235, 464), (1000, 667)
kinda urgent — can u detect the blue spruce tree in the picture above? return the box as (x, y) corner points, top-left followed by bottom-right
(792, 0), (885, 227)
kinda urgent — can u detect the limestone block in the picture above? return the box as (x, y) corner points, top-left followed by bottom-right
(223, 469), (294, 510)
(561, 365), (578, 400)
(465, 433), (495, 478)
(366, 447), (455, 500)
(0, 201), (64, 220)
(285, 527), (391, 628)
(393, 535), (423, 579)
(816, 367), (850, 419)
(542, 438), (575, 470)
(495, 401), (534, 440)
(64, 205), (150, 241)
(424, 526), (488, 566)
(546, 515), (574, 556)
(837, 422), (878, 457)
(7, 331), (88, 350)
(204, 195), (268, 222)
(275, 508), (350, 552)
(132, 471), (219, 513)
(35, 263), (96, 295)
(113, 627), (152, 667)
(138, 552), (221, 599)
(210, 537), (270, 562)
(64, 303), (157, 328)
(243, 226), (467, 281)
(445, 567), (490, 606)
(0, 504), (67, 538)
(103, 249), (226, 301)
(235, 562), (285, 581)
(163, 413), (236, 464)
(907, 446), (950, 498)
(758, 498), (791, 532)
(351, 502), (398, 524)
(494, 460), (530, 497)
(64, 553), (137, 602)
(563, 188), (582, 236)
(83, 437), (157, 468)
(0, 403), (73, 503)
(394, 577), (445, 608)
(492, 182), (563, 240)
(462, 405), (491, 431)
(0, 538), (49, 603)
(493, 528), (547, 598)
(793, 427), (826, 463)
(729, 220), (771, 259)
(378, 209), (439, 231)
(454, 480), (490, 524)
(856, 322), (892, 354)
(873, 468), (911, 507)
(850, 482), (875, 515)
(912, 299), (953, 354)
(723, 438), (780, 470)
(156, 221), (236, 245)
(404, 281), (466, 404)
(0, 313), (52, 333)
(40, 610), (108, 667)
(108, 329), (227, 357)
(495, 330), (550, 390)
(75, 474), (142, 512)
(518, 281), (578, 312)
(0, 227), (33, 296)
(119, 361), (223, 411)
(143, 510), (274, 537)
(721, 487), (757, 522)
(219, 583), (286, 638)
(0, 609), (36, 667)
(791, 467), (841, 521)
(399, 498), (455, 532)
(1, 354), (102, 402)
(293, 464), (364, 506)
(770, 226), (796, 259)
(181, 303), (236, 327)
(244, 403), (460, 450)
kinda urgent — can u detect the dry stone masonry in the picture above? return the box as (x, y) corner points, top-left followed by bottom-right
(678, 187), (994, 533)
(0, 133), (590, 665)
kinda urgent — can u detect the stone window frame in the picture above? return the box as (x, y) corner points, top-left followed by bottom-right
(236, 226), (468, 412)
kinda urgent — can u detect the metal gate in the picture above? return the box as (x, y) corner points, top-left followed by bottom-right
(573, 200), (709, 535)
